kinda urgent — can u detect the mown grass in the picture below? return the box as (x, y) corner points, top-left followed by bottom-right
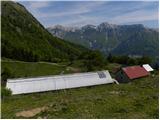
(1, 60), (159, 119)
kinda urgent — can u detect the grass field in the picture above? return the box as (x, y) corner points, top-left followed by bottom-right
(1, 60), (121, 78)
(1, 60), (82, 78)
(1, 60), (159, 119)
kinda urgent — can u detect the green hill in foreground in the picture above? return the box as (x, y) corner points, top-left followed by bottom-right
(1, 1), (87, 62)
(1, 60), (159, 119)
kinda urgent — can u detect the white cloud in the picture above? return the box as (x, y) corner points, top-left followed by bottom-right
(62, 8), (159, 27)
(110, 9), (159, 24)
(20, 1), (158, 28)
(28, 1), (51, 10)
(59, 15), (101, 27)
(31, 1), (107, 18)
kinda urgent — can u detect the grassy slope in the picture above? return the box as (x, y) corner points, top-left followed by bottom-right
(1, 60), (159, 119)
(2, 60), (69, 78)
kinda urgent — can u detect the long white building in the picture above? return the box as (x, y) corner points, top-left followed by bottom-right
(6, 70), (118, 95)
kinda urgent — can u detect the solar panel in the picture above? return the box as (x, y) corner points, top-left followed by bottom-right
(97, 72), (106, 78)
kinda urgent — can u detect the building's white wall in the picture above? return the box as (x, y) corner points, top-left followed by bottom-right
(142, 64), (154, 72)
(6, 71), (114, 95)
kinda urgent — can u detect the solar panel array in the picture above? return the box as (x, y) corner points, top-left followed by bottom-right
(97, 72), (106, 78)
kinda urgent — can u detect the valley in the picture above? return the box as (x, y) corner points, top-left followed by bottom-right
(1, 1), (159, 119)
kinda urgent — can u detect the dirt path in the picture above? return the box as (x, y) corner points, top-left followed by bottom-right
(66, 66), (81, 72)
(16, 106), (47, 118)
(2, 60), (66, 66)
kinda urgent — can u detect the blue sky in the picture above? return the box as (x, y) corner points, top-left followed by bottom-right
(19, 1), (159, 28)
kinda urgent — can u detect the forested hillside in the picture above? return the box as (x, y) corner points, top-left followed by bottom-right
(1, 1), (87, 62)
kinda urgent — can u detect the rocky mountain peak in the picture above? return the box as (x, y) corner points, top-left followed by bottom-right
(81, 24), (96, 30)
(47, 22), (158, 57)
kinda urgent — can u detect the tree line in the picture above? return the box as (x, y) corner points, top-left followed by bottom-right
(107, 53), (152, 66)
(78, 51), (158, 71)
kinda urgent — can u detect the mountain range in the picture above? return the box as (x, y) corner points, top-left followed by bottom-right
(1, 1), (158, 64)
(1, 1), (87, 62)
(47, 23), (159, 57)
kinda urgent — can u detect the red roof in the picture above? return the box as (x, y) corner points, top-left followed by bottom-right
(122, 66), (149, 79)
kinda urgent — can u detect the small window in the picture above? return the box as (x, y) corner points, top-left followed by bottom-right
(97, 72), (106, 78)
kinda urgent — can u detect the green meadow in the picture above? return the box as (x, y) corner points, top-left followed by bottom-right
(1, 60), (158, 119)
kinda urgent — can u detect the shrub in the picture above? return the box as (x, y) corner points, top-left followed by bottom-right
(1, 67), (14, 86)
(1, 87), (12, 99)
(81, 50), (106, 71)
(147, 108), (159, 119)
(137, 56), (152, 65)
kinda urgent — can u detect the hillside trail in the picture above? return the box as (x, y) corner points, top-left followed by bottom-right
(2, 60), (66, 66)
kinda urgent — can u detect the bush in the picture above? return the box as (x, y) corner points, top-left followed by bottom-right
(1, 87), (12, 99)
(137, 56), (152, 65)
(147, 108), (159, 119)
(127, 58), (138, 65)
(107, 54), (152, 66)
(81, 50), (107, 71)
(107, 53), (114, 62)
(1, 67), (14, 86)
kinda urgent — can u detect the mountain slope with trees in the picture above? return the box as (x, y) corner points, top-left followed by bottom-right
(1, 1), (87, 62)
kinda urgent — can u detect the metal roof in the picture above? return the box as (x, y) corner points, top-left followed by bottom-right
(142, 64), (154, 72)
(6, 70), (115, 95)
(122, 66), (149, 79)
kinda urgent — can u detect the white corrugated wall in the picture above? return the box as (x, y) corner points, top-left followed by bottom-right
(6, 70), (115, 95)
